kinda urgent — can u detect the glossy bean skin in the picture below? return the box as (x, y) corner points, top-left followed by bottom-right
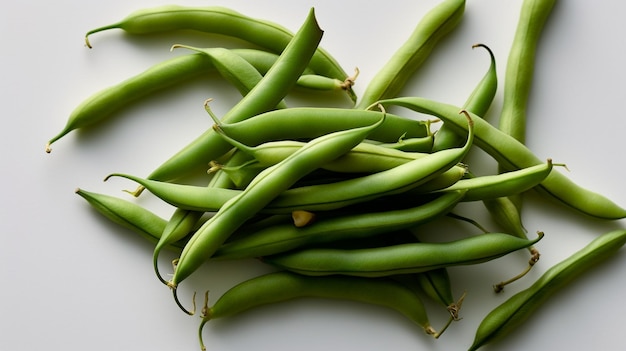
(379, 96), (626, 219)
(355, 0), (466, 109)
(198, 271), (438, 350)
(263, 232), (543, 277)
(84, 5), (349, 85)
(213, 191), (465, 260)
(169, 117), (384, 292)
(143, 9), (323, 185)
(374, 135), (434, 153)
(435, 159), (553, 201)
(468, 229), (626, 351)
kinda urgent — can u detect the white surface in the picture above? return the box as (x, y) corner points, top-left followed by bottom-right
(2, 1), (626, 350)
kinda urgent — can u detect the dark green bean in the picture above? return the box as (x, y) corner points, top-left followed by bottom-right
(379, 96), (626, 219)
(198, 271), (439, 350)
(469, 229), (626, 351)
(263, 232), (543, 277)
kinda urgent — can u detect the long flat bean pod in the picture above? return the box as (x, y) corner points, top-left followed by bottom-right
(379, 96), (626, 219)
(198, 271), (439, 350)
(142, 9), (323, 185)
(168, 117), (385, 307)
(84, 5), (350, 84)
(355, 0), (466, 109)
(263, 232), (543, 277)
(468, 229), (626, 351)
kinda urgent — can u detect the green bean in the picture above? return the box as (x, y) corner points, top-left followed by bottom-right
(435, 159), (554, 201)
(432, 43), (497, 151)
(498, 0), (557, 146)
(379, 96), (626, 219)
(107, 162), (467, 213)
(263, 231), (544, 277)
(84, 5), (350, 85)
(214, 125), (432, 174)
(45, 48), (334, 153)
(168, 116), (385, 313)
(74, 188), (169, 246)
(172, 45), (288, 109)
(212, 190), (465, 260)
(468, 229), (626, 351)
(355, 0), (466, 109)
(140, 10), (324, 186)
(216, 107), (430, 145)
(198, 271), (439, 350)
(262, 112), (472, 212)
(152, 150), (253, 285)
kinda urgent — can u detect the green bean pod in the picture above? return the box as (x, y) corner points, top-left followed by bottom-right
(198, 271), (438, 350)
(107, 163), (467, 213)
(169, 116), (385, 297)
(212, 190), (465, 260)
(379, 96), (626, 219)
(263, 231), (544, 277)
(262, 114), (472, 212)
(468, 229), (626, 351)
(143, 9), (323, 185)
(216, 107), (430, 145)
(498, 0), (558, 146)
(355, 0), (466, 109)
(435, 159), (554, 201)
(84, 5), (349, 85)
(215, 127), (432, 174)
(45, 48), (337, 152)
(74, 188), (169, 246)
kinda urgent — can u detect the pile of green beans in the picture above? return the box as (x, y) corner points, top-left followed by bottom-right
(52, 1), (626, 350)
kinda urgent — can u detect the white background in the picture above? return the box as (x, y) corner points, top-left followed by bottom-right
(2, 0), (626, 350)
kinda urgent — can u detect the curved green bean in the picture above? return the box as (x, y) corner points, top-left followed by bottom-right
(199, 271), (439, 350)
(355, 0), (466, 109)
(469, 229), (626, 350)
(379, 96), (626, 219)
(263, 232), (543, 277)
(84, 5), (349, 84)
